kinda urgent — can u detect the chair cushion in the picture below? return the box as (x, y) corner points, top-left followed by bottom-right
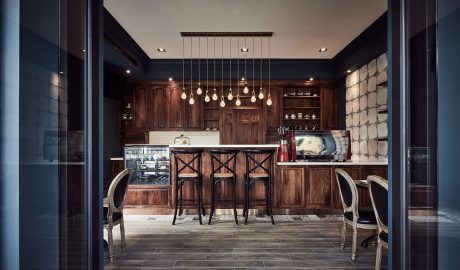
(103, 207), (123, 224)
(344, 208), (377, 225)
(249, 173), (269, 178)
(213, 172), (234, 178)
(378, 231), (388, 243)
(178, 172), (198, 178)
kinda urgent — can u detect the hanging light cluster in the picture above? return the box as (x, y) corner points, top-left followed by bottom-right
(180, 32), (273, 107)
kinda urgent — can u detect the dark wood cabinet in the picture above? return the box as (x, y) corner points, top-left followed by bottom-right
(306, 167), (332, 208)
(220, 109), (265, 144)
(185, 96), (204, 130)
(167, 86), (185, 130)
(133, 86), (149, 129)
(125, 186), (171, 208)
(150, 86), (168, 130)
(321, 84), (337, 130)
(277, 167), (305, 208)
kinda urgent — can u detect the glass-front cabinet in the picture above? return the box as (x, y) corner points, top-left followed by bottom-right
(124, 145), (170, 185)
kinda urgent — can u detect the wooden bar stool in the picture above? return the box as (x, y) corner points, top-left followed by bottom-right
(171, 149), (205, 225)
(243, 149), (276, 225)
(208, 149), (239, 225)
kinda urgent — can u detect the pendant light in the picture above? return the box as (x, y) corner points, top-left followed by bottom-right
(250, 34), (256, 102)
(235, 37), (241, 106)
(258, 36), (264, 100)
(196, 37), (203, 95)
(227, 37), (233, 100)
(189, 37), (195, 105)
(205, 36), (210, 102)
(266, 36), (272, 106)
(212, 35), (218, 101)
(181, 37), (187, 100)
(243, 35), (249, 94)
(220, 36), (226, 107)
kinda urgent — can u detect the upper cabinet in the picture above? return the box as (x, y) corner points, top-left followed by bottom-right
(320, 83), (337, 130)
(184, 94), (204, 130)
(167, 86), (185, 130)
(150, 86), (168, 130)
(133, 86), (149, 130)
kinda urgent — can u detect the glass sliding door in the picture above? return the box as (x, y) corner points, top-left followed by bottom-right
(1, 0), (102, 269)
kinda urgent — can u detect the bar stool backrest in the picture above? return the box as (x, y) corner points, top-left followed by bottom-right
(368, 175), (388, 234)
(171, 149), (203, 177)
(209, 149), (239, 176)
(244, 149), (275, 176)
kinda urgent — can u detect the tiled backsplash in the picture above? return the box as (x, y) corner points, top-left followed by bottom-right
(345, 53), (388, 162)
(149, 131), (220, 145)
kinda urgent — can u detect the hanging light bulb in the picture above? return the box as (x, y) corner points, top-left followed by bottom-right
(219, 96), (226, 107)
(235, 95), (241, 106)
(227, 89), (233, 100)
(258, 87), (264, 99)
(197, 84), (203, 95)
(212, 89), (218, 100)
(205, 90), (210, 102)
(181, 88), (187, 99)
(189, 95), (195, 105)
(251, 95), (257, 102)
(266, 93), (272, 106)
(243, 83), (249, 94)
(196, 37), (202, 95)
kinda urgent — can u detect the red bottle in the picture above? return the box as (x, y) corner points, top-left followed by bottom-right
(277, 139), (289, 162)
(288, 130), (297, 161)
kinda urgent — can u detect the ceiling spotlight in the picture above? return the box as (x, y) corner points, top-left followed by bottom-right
(157, 48), (166, 52)
(168, 77), (173, 81)
(126, 69), (131, 74)
(309, 77), (314, 81)
(241, 77), (245, 81)
(319, 48), (328, 52)
(59, 71), (64, 75)
(241, 48), (249, 52)
(347, 70), (352, 74)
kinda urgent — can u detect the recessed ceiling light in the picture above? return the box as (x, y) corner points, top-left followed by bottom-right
(347, 70), (352, 73)
(241, 48), (249, 52)
(319, 48), (328, 52)
(169, 77), (173, 81)
(241, 77), (245, 81)
(157, 48), (166, 52)
(126, 69), (131, 74)
(59, 71), (64, 75)
(309, 77), (314, 81)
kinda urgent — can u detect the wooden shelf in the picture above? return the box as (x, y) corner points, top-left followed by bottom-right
(204, 119), (219, 121)
(282, 96), (320, 99)
(204, 107), (219, 109)
(377, 80), (388, 87)
(378, 109), (388, 114)
(283, 107), (321, 110)
(283, 118), (320, 121)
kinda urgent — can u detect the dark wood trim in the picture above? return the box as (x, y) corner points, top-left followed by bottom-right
(180, 32), (273, 37)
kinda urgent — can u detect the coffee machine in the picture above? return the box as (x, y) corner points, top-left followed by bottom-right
(277, 126), (289, 162)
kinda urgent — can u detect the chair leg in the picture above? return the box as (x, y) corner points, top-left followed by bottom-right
(352, 226), (358, 261)
(268, 181), (275, 225)
(179, 183), (183, 216)
(340, 218), (346, 250)
(196, 178), (203, 225)
(172, 181), (180, 225)
(264, 182), (270, 216)
(375, 241), (382, 270)
(120, 217), (126, 252)
(244, 179), (249, 225)
(107, 224), (114, 263)
(200, 178), (206, 216)
(232, 177), (238, 225)
(208, 179), (216, 225)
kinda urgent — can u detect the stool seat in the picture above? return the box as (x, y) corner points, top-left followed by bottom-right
(178, 172), (199, 178)
(249, 173), (269, 178)
(213, 172), (235, 178)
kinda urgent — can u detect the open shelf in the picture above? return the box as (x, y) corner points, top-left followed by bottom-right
(377, 80), (388, 87)
(283, 106), (321, 110)
(283, 118), (320, 121)
(282, 96), (320, 99)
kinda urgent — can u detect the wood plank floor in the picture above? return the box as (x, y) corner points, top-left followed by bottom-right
(104, 215), (388, 269)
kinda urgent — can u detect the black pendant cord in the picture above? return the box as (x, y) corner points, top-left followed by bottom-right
(198, 37), (200, 88)
(268, 37), (271, 96)
(190, 37), (193, 97)
(182, 37), (185, 94)
(229, 37), (232, 93)
(214, 35), (216, 94)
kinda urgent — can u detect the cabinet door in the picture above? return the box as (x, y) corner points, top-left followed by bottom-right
(306, 167), (332, 208)
(266, 86), (282, 129)
(321, 85), (337, 130)
(133, 86), (149, 129)
(185, 95), (203, 130)
(278, 167), (305, 208)
(150, 87), (168, 130)
(220, 109), (236, 144)
(167, 86), (185, 130)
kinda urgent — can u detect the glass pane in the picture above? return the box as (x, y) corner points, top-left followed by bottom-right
(124, 145), (171, 185)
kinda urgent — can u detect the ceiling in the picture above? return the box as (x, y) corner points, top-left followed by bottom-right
(104, 0), (387, 59)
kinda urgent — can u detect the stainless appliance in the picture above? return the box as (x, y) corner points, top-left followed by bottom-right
(124, 145), (170, 185)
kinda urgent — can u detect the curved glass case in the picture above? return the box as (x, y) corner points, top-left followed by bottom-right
(124, 145), (170, 185)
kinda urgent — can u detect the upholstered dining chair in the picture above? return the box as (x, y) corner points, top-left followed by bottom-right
(104, 169), (130, 262)
(367, 175), (388, 270)
(335, 168), (378, 261)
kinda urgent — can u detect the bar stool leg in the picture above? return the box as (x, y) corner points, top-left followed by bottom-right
(208, 178), (216, 225)
(172, 180), (180, 225)
(232, 177), (238, 225)
(179, 182), (183, 216)
(264, 182), (270, 216)
(196, 178), (203, 225)
(200, 178), (206, 216)
(244, 178), (250, 225)
(268, 179), (275, 225)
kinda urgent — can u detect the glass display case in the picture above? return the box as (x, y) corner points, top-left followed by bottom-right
(124, 145), (170, 185)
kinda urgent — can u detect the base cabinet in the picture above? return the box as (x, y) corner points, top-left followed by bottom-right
(125, 186), (171, 208)
(277, 167), (305, 208)
(306, 168), (332, 208)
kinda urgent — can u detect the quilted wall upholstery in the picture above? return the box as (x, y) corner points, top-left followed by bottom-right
(345, 53), (388, 162)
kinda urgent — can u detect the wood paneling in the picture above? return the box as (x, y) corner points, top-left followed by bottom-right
(133, 86), (148, 129)
(306, 167), (332, 208)
(167, 86), (185, 130)
(266, 86), (282, 129)
(125, 186), (171, 208)
(321, 84), (337, 130)
(185, 95), (204, 130)
(150, 87), (168, 130)
(221, 109), (265, 144)
(277, 167), (305, 208)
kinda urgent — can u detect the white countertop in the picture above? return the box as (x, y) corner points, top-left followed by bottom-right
(110, 157), (124, 161)
(277, 161), (388, 166)
(169, 144), (279, 148)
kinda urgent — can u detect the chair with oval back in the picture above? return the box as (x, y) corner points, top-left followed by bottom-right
(104, 169), (130, 262)
(335, 168), (378, 261)
(367, 175), (388, 270)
